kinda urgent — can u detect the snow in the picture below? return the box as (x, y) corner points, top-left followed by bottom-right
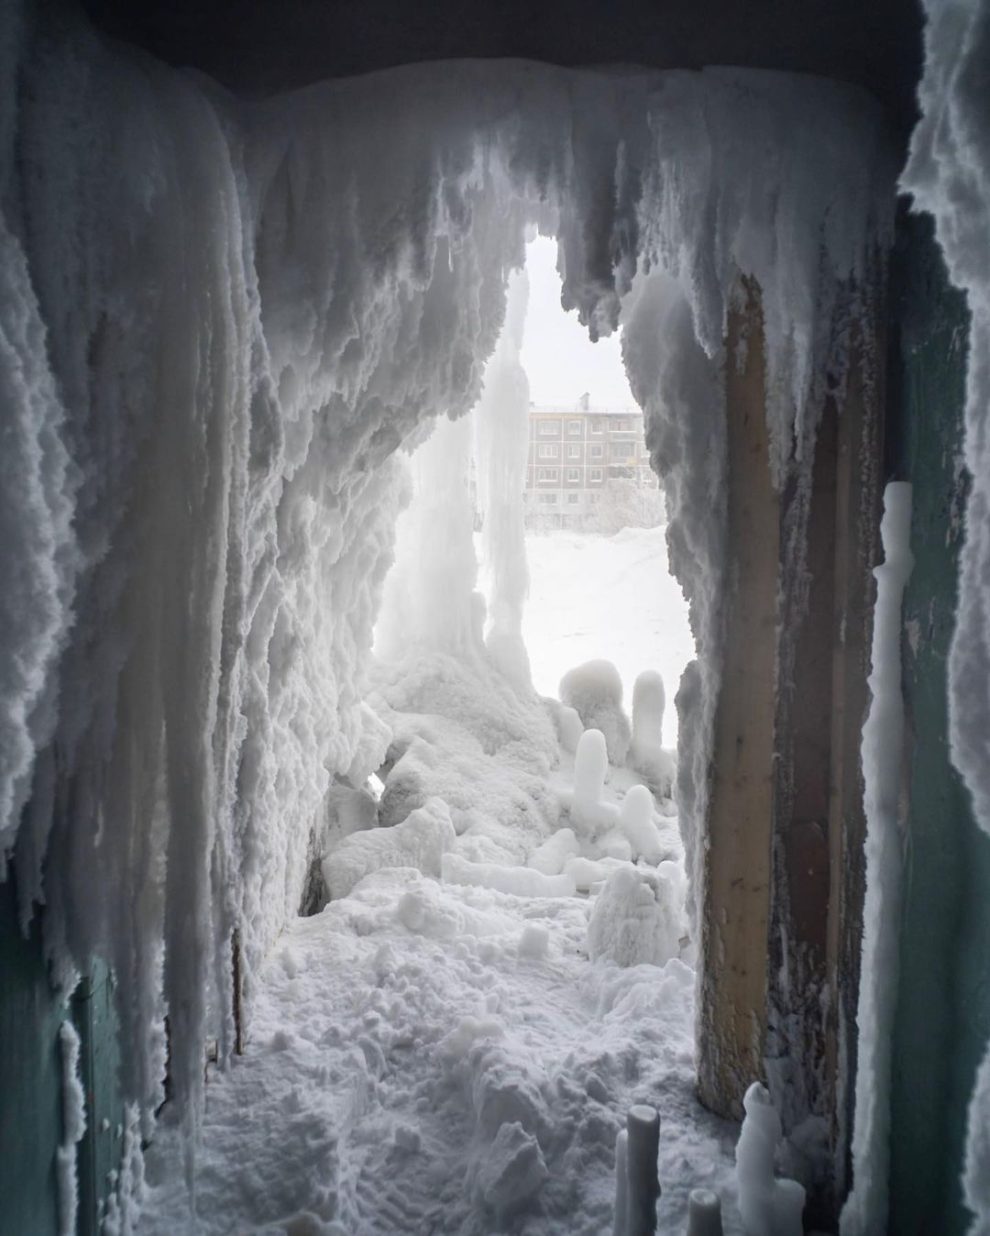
(841, 482), (913, 1235)
(323, 798), (456, 901)
(587, 865), (686, 969)
(0, 0), (896, 1172)
(560, 661), (633, 766)
(139, 867), (739, 1235)
(523, 529), (693, 751)
(900, 4), (990, 1227)
(735, 1082), (805, 1236)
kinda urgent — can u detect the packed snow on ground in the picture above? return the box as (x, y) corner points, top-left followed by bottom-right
(138, 639), (741, 1233)
(522, 528), (693, 750)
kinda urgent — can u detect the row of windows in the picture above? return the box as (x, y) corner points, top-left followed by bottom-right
(535, 492), (602, 506)
(537, 443), (608, 459)
(536, 467), (605, 482)
(536, 442), (641, 460)
(536, 417), (636, 436)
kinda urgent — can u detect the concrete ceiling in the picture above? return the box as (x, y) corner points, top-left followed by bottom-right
(82, 0), (924, 140)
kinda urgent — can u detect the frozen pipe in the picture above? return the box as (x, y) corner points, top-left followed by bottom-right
(626, 1104), (661, 1236)
(735, 1082), (804, 1236)
(573, 728), (608, 836)
(613, 1128), (629, 1236)
(686, 1188), (724, 1236)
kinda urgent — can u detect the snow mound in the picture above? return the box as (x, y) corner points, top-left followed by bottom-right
(322, 798), (455, 901)
(560, 660), (631, 765)
(587, 865), (685, 967)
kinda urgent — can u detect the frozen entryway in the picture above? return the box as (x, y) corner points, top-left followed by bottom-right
(139, 235), (733, 1233)
(1, 5), (912, 1230)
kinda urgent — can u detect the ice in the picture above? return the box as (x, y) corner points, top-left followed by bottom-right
(527, 827), (581, 876)
(57, 1020), (86, 1236)
(619, 784), (665, 865)
(571, 727), (611, 838)
(840, 483), (913, 1236)
(322, 798), (455, 901)
(560, 660), (632, 765)
(0, 0), (897, 1152)
(557, 705), (585, 755)
(735, 1082), (805, 1236)
(587, 866), (684, 968)
(442, 851), (577, 899)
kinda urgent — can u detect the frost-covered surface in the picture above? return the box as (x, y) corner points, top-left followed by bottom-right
(841, 483), (912, 1234)
(900, 6), (990, 1228)
(735, 1082), (805, 1236)
(0, 0), (895, 1142)
(57, 1019), (86, 1236)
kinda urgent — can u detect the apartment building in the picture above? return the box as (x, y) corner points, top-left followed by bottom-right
(522, 399), (657, 527)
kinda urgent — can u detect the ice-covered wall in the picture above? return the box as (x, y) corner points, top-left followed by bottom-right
(0, 0), (895, 1146)
(900, 2), (990, 1228)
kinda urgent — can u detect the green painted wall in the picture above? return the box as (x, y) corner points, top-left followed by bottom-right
(0, 876), (124, 1236)
(0, 875), (65, 1236)
(887, 211), (990, 1234)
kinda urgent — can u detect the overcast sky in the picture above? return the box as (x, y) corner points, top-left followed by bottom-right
(518, 235), (636, 410)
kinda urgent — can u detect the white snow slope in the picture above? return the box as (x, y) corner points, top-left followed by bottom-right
(523, 528), (693, 751)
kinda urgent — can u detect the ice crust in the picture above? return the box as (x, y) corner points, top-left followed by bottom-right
(841, 483), (912, 1234)
(0, 0), (895, 1148)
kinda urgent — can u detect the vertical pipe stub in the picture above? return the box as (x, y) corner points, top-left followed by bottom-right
(626, 1104), (661, 1235)
(687, 1187), (724, 1236)
(613, 1128), (630, 1236)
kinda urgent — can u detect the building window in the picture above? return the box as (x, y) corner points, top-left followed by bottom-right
(538, 492), (558, 504)
(589, 467), (603, 482)
(589, 492), (601, 504)
(567, 419), (582, 435)
(538, 419), (560, 435)
(567, 493), (580, 505)
(611, 441), (636, 458)
(537, 444), (559, 459)
(590, 444), (604, 459)
(537, 468), (559, 482)
(590, 418), (603, 434)
(567, 444), (581, 459)
(567, 468), (580, 482)
(612, 418), (631, 431)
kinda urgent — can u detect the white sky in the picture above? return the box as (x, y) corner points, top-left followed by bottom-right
(518, 236), (636, 409)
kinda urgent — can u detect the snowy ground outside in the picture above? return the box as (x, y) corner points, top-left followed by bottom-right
(521, 527), (693, 749)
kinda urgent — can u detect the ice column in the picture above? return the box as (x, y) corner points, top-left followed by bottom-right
(735, 1082), (805, 1236)
(377, 413), (483, 660)
(614, 1105), (662, 1236)
(630, 670), (665, 767)
(56, 1020), (86, 1236)
(572, 728), (608, 837)
(474, 266), (533, 690)
(841, 482), (913, 1236)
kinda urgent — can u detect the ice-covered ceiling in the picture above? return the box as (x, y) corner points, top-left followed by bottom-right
(83, 0), (923, 136)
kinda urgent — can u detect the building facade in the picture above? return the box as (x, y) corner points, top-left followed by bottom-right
(522, 400), (657, 527)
